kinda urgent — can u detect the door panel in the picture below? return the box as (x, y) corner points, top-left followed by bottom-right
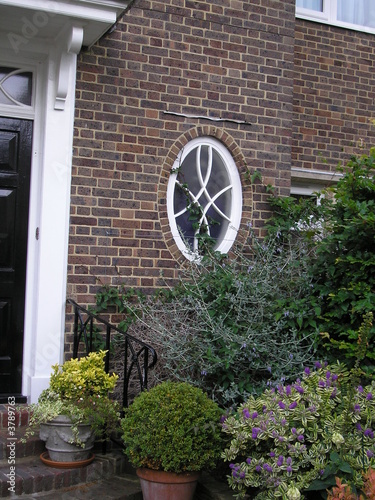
(0, 188), (16, 266)
(0, 118), (32, 400)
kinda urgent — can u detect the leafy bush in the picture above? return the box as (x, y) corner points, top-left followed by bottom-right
(49, 350), (118, 399)
(108, 232), (317, 408)
(327, 477), (359, 500)
(22, 351), (120, 445)
(312, 151), (375, 373)
(267, 149), (375, 375)
(95, 149), (375, 407)
(121, 381), (223, 473)
(221, 360), (375, 500)
(327, 468), (375, 499)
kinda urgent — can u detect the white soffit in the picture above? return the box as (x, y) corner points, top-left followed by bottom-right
(0, 0), (132, 49)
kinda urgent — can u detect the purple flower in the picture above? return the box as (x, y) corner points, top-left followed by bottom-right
(356, 423), (363, 431)
(291, 427), (297, 434)
(326, 371), (331, 379)
(289, 401), (297, 410)
(364, 429), (374, 439)
(315, 361), (322, 369)
(263, 463), (273, 473)
(294, 385), (304, 394)
(243, 408), (250, 419)
(269, 451), (276, 457)
(286, 466), (293, 473)
(246, 457), (252, 465)
(251, 411), (258, 420)
(252, 427), (261, 439)
(304, 367), (310, 375)
(367, 450), (374, 458)
(354, 404), (361, 412)
(286, 457), (292, 465)
(278, 401), (286, 409)
(277, 455), (284, 466)
(318, 379), (326, 388)
(239, 471), (245, 479)
(286, 385), (292, 396)
(332, 374), (338, 382)
(367, 393), (373, 401)
(330, 388), (337, 399)
(255, 465), (262, 473)
(358, 385), (364, 393)
(297, 434), (304, 442)
(281, 418), (287, 426)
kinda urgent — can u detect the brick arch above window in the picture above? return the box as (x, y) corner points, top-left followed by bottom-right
(158, 127), (252, 263)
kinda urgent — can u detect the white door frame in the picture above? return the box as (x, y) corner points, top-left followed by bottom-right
(0, 0), (130, 402)
(0, 30), (81, 402)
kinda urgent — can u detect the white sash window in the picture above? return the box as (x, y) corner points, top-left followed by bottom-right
(296, 0), (375, 33)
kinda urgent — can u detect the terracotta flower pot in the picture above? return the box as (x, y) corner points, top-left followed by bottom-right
(136, 468), (201, 500)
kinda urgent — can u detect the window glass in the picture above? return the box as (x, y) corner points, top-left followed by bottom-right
(167, 137), (242, 260)
(337, 0), (375, 28)
(296, 0), (375, 33)
(0, 68), (33, 107)
(296, 0), (323, 11)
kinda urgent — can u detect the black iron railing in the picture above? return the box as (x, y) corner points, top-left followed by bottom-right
(67, 299), (157, 409)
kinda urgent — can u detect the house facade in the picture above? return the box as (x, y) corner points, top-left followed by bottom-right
(0, 0), (374, 403)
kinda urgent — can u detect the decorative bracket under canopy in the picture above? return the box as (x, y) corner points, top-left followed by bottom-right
(55, 25), (84, 111)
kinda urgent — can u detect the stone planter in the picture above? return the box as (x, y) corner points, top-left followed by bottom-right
(39, 415), (95, 462)
(136, 468), (201, 500)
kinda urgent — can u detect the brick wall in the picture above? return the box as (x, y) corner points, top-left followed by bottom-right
(293, 19), (375, 173)
(66, 0), (296, 351)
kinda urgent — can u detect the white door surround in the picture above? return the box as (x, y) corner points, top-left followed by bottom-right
(0, 0), (131, 402)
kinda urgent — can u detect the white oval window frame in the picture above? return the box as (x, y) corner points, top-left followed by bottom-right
(167, 136), (243, 261)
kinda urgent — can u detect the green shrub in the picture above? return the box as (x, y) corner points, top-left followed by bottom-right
(111, 232), (317, 408)
(22, 351), (120, 445)
(312, 151), (375, 373)
(221, 362), (375, 499)
(266, 149), (375, 376)
(121, 381), (223, 473)
(96, 149), (375, 406)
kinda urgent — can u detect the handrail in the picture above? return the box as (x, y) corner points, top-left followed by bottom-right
(67, 299), (157, 408)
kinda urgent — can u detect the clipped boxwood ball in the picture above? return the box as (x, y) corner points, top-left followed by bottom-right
(121, 381), (224, 473)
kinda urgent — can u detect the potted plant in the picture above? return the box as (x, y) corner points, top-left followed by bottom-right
(121, 380), (224, 500)
(23, 350), (120, 464)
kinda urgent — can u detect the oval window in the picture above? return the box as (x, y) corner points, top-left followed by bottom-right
(167, 137), (242, 260)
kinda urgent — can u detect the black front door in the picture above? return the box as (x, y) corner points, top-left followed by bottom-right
(0, 117), (32, 401)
